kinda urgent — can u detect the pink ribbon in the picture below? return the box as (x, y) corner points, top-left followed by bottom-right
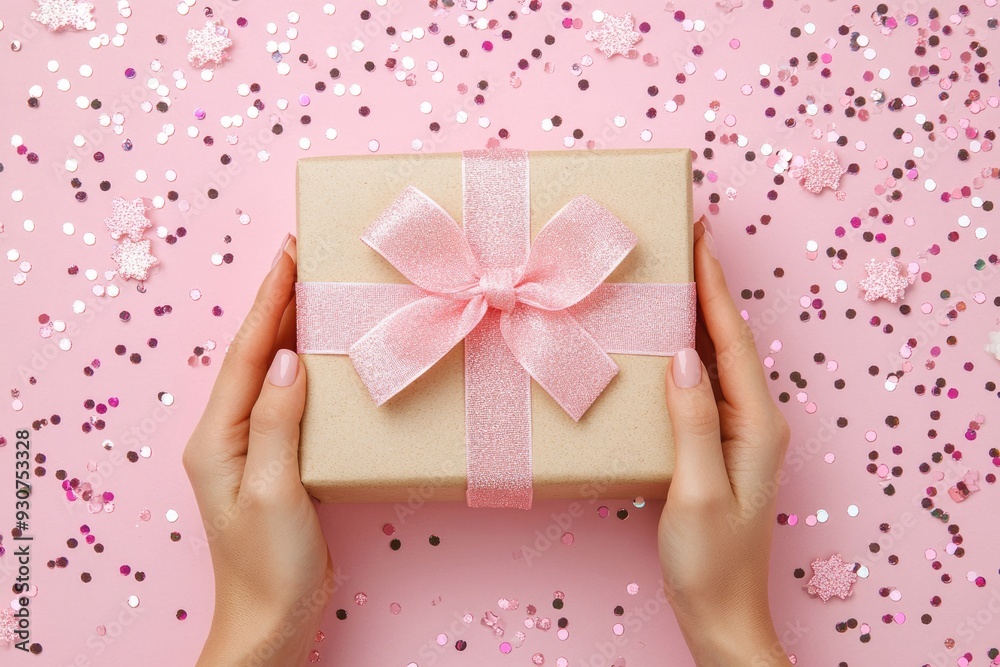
(296, 149), (695, 509)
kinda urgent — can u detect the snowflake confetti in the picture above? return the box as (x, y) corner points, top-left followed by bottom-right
(103, 197), (152, 242)
(186, 19), (233, 68)
(986, 331), (1000, 361)
(30, 0), (95, 31)
(0, 608), (15, 644)
(806, 554), (858, 602)
(585, 12), (641, 59)
(858, 258), (912, 304)
(798, 149), (844, 194)
(111, 238), (158, 281)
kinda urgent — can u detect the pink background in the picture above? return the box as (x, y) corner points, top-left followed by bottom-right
(2, 0), (1000, 665)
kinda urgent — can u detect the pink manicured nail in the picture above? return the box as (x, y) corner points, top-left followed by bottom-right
(270, 233), (292, 270)
(267, 349), (298, 387)
(672, 348), (701, 389)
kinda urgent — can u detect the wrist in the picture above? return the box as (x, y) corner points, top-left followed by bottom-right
(675, 608), (790, 667)
(199, 599), (324, 667)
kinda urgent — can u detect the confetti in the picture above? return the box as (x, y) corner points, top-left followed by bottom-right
(585, 13), (641, 59)
(806, 554), (858, 602)
(186, 19), (233, 69)
(103, 197), (152, 242)
(111, 238), (158, 281)
(858, 258), (912, 304)
(30, 0), (95, 31)
(798, 149), (844, 194)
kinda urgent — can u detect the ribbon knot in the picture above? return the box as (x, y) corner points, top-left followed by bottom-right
(478, 268), (519, 313)
(296, 148), (697, 509)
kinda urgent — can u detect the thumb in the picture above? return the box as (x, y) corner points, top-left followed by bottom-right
(664, 347), (731, 502)
(243, 349), (308, 492)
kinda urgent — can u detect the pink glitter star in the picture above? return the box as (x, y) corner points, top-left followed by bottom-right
(186, 19), (233, 68)
(585, 13), (641, 59)
(103, 197), (151, 242)
(0, 608), (16, 644)
(859, 258), (912, 303)
(111, 238), (158, 281)
(30, 0), (95, 31)
(799, 148), (844, 194)
(806, 554), (858, 602)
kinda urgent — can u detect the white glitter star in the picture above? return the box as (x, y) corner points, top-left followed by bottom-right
(585, 12), (641, 59)
(859, 258), (912, 304)
(799, 148), (844, 194)
(986, 331), (1000, 361)
(111, 238), (158, 281)
(103, 196), (151, 242)
(806, 554), (858, 602)
(186, 19), (233, 69)
(31, 0), (95, 31)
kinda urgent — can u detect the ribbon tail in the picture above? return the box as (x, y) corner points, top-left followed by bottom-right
(568, 282), (697, 355)
(349, 294), (488, 406)
(501, 305), (618, 422)
(465, 309), (533, 509)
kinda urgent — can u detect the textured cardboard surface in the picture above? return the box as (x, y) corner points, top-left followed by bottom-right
(297, 149), (693, 503)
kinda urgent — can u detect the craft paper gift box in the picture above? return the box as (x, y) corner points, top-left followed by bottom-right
(295, 148), (695, 508)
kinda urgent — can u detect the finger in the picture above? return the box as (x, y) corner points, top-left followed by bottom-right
(272, 238), (299, 358)
(664, 347), (731, 504)
(203, 235), (297, 436)
(693, 218), (771, 413)
(694, 301), (723, 405)
(243, 349), (308, 496)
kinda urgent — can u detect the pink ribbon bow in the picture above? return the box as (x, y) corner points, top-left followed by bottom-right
(297, 149), (695, 509)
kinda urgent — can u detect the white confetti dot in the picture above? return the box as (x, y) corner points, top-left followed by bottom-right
(478, 116), (490, 128)
(135, 169), (148, 183)
(107, 284), (120, 297)
(351, 39), (364, 52)
(847, 504), (860, 517)
(6, 249), (18, 261)
(80, 64), (94, 77)
(923, 179), (936, 192)
(85, 268), (98, 280)
(592, 9), (605, 21)
(640, 129), (652, 142)
(456, 111), (468, 124)
(805, 240), (818, 252)
(326, 46), (338, 58)
(411, 138), (423, 151)
(299, 137), (311, 150)
(47, 60), (60, 72)
(53, 320), (66, 332)
(59, 338), (72, 351)
(419, 101), (432, 114)
(541, 118), (554, 132)
(816, 509), (829, 523)
(975, 227), (987, 240)
(857, 565), (870, 579)
(62, 223), (75, 235)
(211, 253), (224, 266)
(83, 232), (96, 245)
(201, 69), (214, 82)
(835, 280), (848, 293)
(23, 220), (34, 232)
(323, 3), (336, 14)
(73, 300), (87, 314)
(325, 128), (338, 140)
(127, 596), (140, 608)
(139, 446), (151, 458)
(368, 139), (380, 152)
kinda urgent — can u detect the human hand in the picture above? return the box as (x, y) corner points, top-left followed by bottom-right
(659, 217), (792, 667)
(183, 235), (334, 667)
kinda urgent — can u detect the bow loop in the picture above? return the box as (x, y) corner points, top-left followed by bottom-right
(515, 195), (638, 311)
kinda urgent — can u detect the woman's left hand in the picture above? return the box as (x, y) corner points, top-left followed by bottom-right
(183, 235), (334, 666)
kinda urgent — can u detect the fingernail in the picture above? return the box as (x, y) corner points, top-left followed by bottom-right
(267, 349), (298, 387)
(671, 347), (701, 389)
(270, 233), (292, 270)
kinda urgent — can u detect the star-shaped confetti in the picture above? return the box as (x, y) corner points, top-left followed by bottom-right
(798, 148), (844, 193)
(186, 19), (233, 68)
(986, 331), (1000, 361)
(0, 608), (16, 644)
(111, 238), (158, 281)
(806, 554), (858, 602)
(585, 12), (641, 59)
(103, 197), (152, 242)
(859, 258), (912, 303)
(30, 0), (95, 31)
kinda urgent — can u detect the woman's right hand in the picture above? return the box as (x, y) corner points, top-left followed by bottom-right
(659, 217), (792, 667)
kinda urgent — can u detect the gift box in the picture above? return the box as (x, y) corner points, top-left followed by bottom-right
(296, 148), (695, 508)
